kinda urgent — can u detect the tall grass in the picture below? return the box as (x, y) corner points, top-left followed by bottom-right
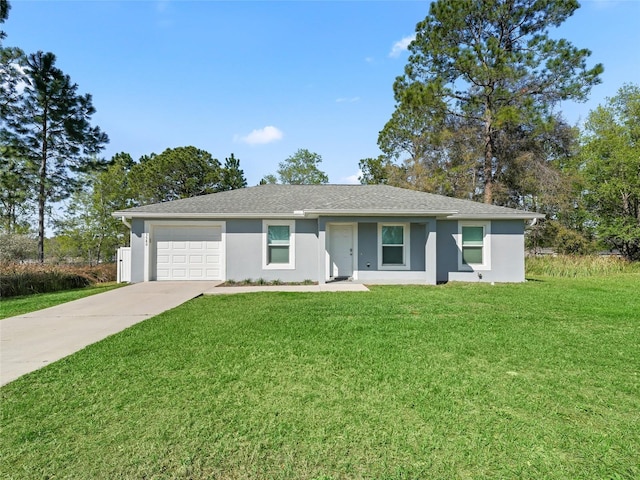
(0, 263), (116, 298)
(526, 254), (640, 277)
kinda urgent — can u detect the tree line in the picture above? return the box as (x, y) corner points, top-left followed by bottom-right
(358, 0), (639, 261)
(0, 0), (330, 264)
(2, 0), (639, 263)
(50, 148), (249, 265)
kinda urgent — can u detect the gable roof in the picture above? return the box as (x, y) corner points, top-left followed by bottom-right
(113, 184), (544, 220)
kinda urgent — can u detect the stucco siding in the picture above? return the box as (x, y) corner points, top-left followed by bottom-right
(129, 218), (145, 283)
(409, 223), (426, 271)
(226, 219), (318, 282)
(355, 221), (427, 272)
(127, 215), (525, 284)
(437, 219), (526, 283)
(487, 220), (525, 282)
(225, 219), (261, 281)
(357, 223), (377, 271)
(436, 221), (459, 283)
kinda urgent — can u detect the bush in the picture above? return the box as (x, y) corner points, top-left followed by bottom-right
(0, 263), (117, 298)
(0, 234), (38, 263)
(555, 226), (596, 255)
(526, 255), (640, 277)
(526, 221), (598, 255)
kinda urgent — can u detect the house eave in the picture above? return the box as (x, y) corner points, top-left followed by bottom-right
(445, 213), (545, 220)
(113, 210), (544, 221)
(303, 209), (458, 217)
(112, 210), (459, 219)
(111, 212), (301, 220)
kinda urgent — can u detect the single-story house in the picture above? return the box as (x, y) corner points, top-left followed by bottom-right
(113, 184), (544, 284)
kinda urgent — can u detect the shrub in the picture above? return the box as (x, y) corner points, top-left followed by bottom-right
(0, 234), (38, 263)
(0, 263), (117, 298)
(555, 226), (596, 255)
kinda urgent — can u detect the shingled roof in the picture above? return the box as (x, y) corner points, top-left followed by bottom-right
(113, 184), (544, 220)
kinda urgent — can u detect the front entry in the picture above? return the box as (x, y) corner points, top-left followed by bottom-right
(329, 224), (354, 279)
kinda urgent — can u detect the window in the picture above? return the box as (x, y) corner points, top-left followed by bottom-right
(462, 226), (484, 265)
(263, 220), (295, 269)
(458, 221), (491, 270)
(378, 223), (410, 270)
(268, 225), (290, 263)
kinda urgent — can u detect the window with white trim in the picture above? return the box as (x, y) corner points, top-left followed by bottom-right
(458, 221), (491, 270)
(378, 223), (410, 270)
(263, 220), (295, 269)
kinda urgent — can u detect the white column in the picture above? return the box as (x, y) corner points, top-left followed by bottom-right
(317, 219), (326, 284)
(426, 219), (437, 285)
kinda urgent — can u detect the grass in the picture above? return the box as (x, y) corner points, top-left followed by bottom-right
(0, 282), (123, 319)
(526, 254), (640, 277)
(1, 274), (639, 479)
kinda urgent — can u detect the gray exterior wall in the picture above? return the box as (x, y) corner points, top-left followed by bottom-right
(126, 216), (525, 284)
(436, 219), (525, 283)
(354, 222), (426, 272)
(317, 217), (431, 281)
(130, 218), (145, 283)
(410, 223), (427, 271)
(436, 220), (459, 283)
(357, 222), (376, 271)
(226, 219), (319, 282)
(487, 220), (526, 282)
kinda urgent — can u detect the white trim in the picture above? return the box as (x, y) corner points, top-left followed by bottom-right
(143, 232), (150, 282)
(144, 220), (226, 281)
(117, 247), (131, 283)
(356, 270), (425, 283)
(447, 213), (543, 220)
(262, 220), (296, 270)
(301, 209), (457, 217)
(114, 211), (542, 221)
(326, 223), (358, 281)
(113, 210), (459, 219)
(457, 221), (491, 271)
(378, 223), (410, 270)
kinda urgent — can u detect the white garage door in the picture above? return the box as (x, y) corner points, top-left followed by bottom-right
(154, 225), (223, 280)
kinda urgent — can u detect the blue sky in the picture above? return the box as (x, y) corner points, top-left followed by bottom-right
(4, 0), (640, 186)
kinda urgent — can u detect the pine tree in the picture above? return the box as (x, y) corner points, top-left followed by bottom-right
(219, 153), (247, 191)
(3, 51), (108, 261)
(384, 0), (603, 204)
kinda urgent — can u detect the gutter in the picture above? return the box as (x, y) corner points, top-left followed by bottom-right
(111, 209), (460, 220)
(302, 209), (459, 217)
(112, 212), (311, 220)
(112, 210), (545, 221)
(446, 212), (546, 220)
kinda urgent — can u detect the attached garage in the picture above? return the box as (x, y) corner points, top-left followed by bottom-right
(152, 224), (224, 281)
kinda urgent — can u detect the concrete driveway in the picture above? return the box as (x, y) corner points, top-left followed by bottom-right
(0, 281), (217, 386)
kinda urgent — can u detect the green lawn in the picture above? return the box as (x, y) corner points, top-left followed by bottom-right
(0, 283), (123, 320)
(1, 275), (639, 479)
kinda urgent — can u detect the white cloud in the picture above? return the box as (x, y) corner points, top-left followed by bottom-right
(389, 35), (415, 58)
(336, 97), (360, 103)
(236, 125), (284, 145)
(342, 171), (362, 185)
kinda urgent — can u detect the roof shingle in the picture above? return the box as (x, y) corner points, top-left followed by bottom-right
(114, 184), (544, 219)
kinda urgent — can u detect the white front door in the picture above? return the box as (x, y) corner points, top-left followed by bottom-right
(330, 224), (354, 278)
